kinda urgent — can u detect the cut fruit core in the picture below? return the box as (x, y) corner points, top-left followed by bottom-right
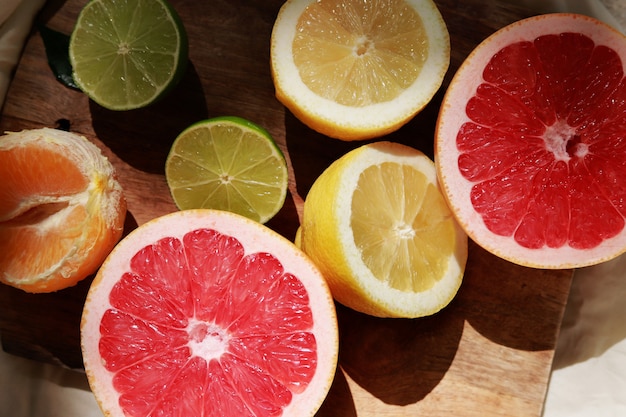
(458, 30), (626, 251)
(186, 320), (230, 359)
(543, 120), (587, 162)
(293, 0), (428, 106)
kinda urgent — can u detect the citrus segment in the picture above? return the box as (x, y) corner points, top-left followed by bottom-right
(0, 128), (126, 292)
(270, 0), (450, 140)
(436, 13), (626, 269)
(69, 0), (188, 111)
(299, 141), (467, 318)
(81, 209), (338, 417)
(165, 116), (289, 224)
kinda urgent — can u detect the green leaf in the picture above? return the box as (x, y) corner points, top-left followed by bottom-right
(38, 24), (79, 90)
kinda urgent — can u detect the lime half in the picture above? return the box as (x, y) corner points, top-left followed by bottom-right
(165, 117), (289, 224)
(69, 0), (188, 111)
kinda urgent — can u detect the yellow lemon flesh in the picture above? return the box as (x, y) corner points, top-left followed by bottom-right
(299, 141), (467, 318)
(271, 0), (450, 140)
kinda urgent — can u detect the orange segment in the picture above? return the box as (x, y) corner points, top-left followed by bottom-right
(0, 146), (87, 216)
(0, 128), (126, 292)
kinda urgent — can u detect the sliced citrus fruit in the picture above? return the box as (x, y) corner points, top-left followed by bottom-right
(81, 209), (338, 417)
(69, 0), (188, 111)
(165, 116), (289, 224)
(436, 13), (626, 269)
(299, 141), (467, 318)
(270, 0), (450, 141)
(0, 128), (126, 293)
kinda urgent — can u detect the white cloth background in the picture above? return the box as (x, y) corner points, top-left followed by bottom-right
(0, 0), (45, 109)
(0, 0), (625, 416)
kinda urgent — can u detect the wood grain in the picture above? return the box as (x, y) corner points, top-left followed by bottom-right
(0, 0), (572, 415)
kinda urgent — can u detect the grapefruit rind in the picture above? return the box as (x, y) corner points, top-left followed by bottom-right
(270, 0), (450, 141)
(435, 13), (626, 269)
(81, 209), (338, 417)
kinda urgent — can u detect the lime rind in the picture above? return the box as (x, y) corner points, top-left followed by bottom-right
(69, 0), (188, 111)
(165, 117), (289, 224)
(184, 116), (286, 160)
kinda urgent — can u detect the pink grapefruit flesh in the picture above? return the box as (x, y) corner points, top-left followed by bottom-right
(436, 13), (626, 269)
(81, 209), (338, 417)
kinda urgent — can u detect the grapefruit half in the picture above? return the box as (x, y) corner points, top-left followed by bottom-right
(81, 209), (338, 417)
(436, 13), (626, 269)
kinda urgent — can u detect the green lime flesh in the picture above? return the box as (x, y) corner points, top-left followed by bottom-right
(69, 0), (188, 111)
(165, 117), (289, 224)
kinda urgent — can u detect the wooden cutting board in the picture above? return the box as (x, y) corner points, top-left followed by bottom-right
(0, 0), (572, 415)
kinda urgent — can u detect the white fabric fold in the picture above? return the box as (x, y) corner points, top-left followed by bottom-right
(0, 0), (46, 110)
(515, 0), (624, 31)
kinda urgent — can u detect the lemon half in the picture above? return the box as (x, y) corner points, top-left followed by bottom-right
(300, 141), (467, 318)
